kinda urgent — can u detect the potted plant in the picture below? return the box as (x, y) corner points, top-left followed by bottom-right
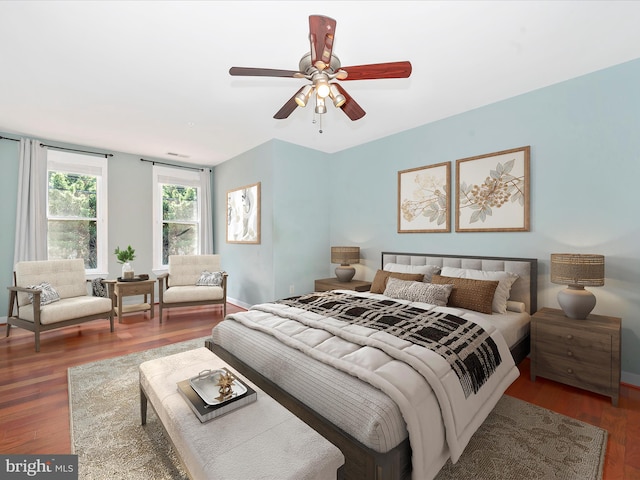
(114, 245), (136, 279)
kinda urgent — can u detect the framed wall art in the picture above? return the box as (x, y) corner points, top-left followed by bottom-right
(398, 162), (451, 233)
(456, 146), (530, 232)
(226, 182), (261, 244)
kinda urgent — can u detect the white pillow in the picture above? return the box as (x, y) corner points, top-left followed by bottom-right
(506, 300), (526, 313)
(27, 282), (60, 306)
(384, 263), (441, 282)
(440, 266), (518, 314)
(383, 277), (453, 306)
(195, 271), (224, 286)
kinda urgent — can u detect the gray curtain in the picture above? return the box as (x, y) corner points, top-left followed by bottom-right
(199, 168), (213, 254)
(14, 138), (48, 265)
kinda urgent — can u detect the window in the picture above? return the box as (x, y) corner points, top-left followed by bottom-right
(47, 151), (108, 274)
(152, 166), (203, 270)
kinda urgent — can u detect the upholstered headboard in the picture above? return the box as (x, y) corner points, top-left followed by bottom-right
(381, 252), (538, 314)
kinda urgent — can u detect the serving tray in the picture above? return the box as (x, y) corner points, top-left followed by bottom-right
(189, 369), (247, 406)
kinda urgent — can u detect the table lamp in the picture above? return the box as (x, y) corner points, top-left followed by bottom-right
(331, 246), (360, 282)
(550, 253), (605, 319)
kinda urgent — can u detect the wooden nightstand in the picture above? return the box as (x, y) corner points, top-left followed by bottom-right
(530, 307), (621, 406)
(314, 277), (371, 292)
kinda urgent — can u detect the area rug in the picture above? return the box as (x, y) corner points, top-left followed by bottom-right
(68, 341), (607, 480)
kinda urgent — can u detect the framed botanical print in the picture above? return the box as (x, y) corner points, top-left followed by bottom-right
(398, 162), (451, 233)
(456, 146), (530, 232)
(226, 182), (261, 244)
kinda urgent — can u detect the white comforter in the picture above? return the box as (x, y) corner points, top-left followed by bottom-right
(226, 290), (519, 480)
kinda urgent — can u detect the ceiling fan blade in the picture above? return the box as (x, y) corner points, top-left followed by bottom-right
(273, 87), (304, 119)
(308, 15), (336, 70)
(229, 67), (303, 78)
(334, 84), (366, 121)
(339, 61), (412, 80)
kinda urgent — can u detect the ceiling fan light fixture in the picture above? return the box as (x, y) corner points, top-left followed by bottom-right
(329, 84), (346, 107)
(315, 96), (327, 114)
(294, 85), (313, 107)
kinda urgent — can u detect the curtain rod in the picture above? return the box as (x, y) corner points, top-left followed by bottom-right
(140, 158), (206, 172)
(40, 143), (113, 158)
(0, 135), (20, 142)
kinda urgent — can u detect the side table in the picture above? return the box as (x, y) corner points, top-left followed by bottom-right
(106, 279), (156, 322)
(530, 307), (621, 406)
(315, 277), (371, 292)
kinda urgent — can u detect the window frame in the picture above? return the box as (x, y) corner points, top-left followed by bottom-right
(152, 165), (202, 272)
(46, 150), (109, 276)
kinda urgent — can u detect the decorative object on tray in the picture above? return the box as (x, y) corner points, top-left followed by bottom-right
(114, 245), (136, 279)
(178, 368), (257, 422)
(456, 146), (530, 232)
(550, 253), (605, 319)
(398, 161), (451, 233)
(331, 246), (360, 282)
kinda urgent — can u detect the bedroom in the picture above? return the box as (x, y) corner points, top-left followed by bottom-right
(1, 1), (639, 478)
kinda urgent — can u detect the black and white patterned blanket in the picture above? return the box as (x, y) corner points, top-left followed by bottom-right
(277, 291), (501, 398)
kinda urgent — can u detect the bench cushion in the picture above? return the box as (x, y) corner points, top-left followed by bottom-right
(18, 296), (113, 325)
(162, 285), (224, 304)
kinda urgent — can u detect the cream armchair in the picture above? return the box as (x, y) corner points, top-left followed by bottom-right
(6, 259), (115, 352)
(157, 254), (228, 323)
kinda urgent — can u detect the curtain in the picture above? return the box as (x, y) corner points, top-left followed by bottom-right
(14, 138), (48, 265)
(199, 168), (213, 254)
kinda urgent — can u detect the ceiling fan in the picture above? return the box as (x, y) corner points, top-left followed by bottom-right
(229, 15), (412, 122)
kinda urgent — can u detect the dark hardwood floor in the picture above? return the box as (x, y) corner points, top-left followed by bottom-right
(1, 305), (639, 478)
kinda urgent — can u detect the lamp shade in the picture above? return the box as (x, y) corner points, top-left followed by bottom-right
(550, 254), (605, 286)
(331, 246), (360, 266)
(550, 253), (604, 320)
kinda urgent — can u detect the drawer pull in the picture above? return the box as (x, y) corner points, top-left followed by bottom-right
(567, 351), (573, 357)
(566, 334), (573, 340)
(567, 368), (574, 374)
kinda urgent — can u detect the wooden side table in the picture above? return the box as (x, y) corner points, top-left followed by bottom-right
(530, 307), (621, 406)
(314, 277), (371, 292)
(107, 279), (156, 322)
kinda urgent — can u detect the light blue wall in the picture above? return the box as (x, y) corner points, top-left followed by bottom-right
(327, 58), (640, 379)
(213, 140), (330, 307)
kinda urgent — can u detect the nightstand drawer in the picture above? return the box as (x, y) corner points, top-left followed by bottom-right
(535, 353), (612, 390)
(535, 326), (612, 366)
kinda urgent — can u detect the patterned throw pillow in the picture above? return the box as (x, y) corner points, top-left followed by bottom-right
(431, 275), (499, 314)
(383, 277), (454, 306)
(27, 282), (60, 306)
(196, 271), (223, 286)
(370, 270), (425, 294)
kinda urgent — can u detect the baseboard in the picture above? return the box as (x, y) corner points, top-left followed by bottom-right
(0, 315), (6, 325)
(621, 370), (640, 388)
(227, 296), (251, 310)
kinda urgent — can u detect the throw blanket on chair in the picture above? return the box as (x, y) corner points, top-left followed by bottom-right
(278, 291), (502, 398)
(225, 290), (519, 480)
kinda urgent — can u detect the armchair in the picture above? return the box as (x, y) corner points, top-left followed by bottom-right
(157, 254), (228, 323)
(6, 259), (115, 352)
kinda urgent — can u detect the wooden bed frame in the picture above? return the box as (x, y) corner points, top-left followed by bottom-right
(208, 252), (538, 480)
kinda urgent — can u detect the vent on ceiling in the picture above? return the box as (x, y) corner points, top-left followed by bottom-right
(166, 152), (190, 159)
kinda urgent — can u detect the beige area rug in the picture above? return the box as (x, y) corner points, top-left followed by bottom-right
(68, 340), (607, 480)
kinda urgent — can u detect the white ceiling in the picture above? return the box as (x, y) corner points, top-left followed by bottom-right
(1, 1), (640, 166)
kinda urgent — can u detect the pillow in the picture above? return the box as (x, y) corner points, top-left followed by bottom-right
(440, 267), (519, 314)
(383, 277), (453, 306)
(384, 263), (441, 282)
(431, 275), (499, 314)
(195, 271), (224, 287)
(370, 270), (424, 294)
(27, 282), (60, 306)
(507, 300), (526, 313)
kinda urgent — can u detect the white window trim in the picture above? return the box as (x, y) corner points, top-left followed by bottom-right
(46, 150), (109, 276)
(152, 165), (202, 273)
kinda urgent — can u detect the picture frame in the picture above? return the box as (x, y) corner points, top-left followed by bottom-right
(456, 146), (530, 232)
(226, 182), (261, 244)
(398, 162), (451, 233)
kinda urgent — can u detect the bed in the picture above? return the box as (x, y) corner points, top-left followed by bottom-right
(208, 252), (537, 480)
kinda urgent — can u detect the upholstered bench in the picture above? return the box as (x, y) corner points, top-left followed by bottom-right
(139, 347), (344, 480)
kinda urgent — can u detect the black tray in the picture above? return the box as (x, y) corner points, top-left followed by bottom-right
(117, 275), (149, 282)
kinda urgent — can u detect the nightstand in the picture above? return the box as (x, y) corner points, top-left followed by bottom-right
(530, 307), (621, 406)
(314, 277), (371, 292)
